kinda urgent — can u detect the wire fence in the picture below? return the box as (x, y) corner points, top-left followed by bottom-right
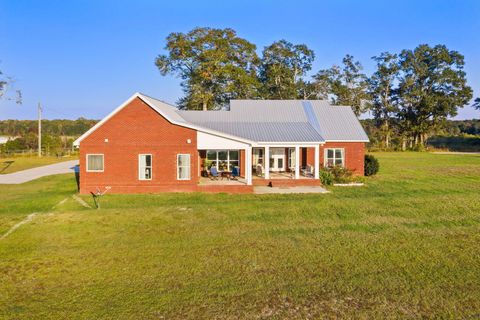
(0, 148), (78, 158)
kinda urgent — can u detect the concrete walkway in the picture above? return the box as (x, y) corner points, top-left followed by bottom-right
(254, 186), (328, 194)
(0, 160), (79, 184)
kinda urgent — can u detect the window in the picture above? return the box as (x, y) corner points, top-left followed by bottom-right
(288, 148), (296, 169)
(86, 154), (104, 172)
(177, 154), (191, 180)
(253, 148), (264, 166)
(205, 150), (239, 171)
(138, 154), (152, 180)
(325, 148), (344, 167)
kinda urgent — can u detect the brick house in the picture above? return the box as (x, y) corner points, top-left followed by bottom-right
(73, 93), (369, 194)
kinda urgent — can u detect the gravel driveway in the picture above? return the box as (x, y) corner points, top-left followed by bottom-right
(0, 160), (79, 184)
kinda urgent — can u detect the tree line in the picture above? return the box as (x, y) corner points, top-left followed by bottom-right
(0, 118), (97, 154)
(155, 27), (476, 149)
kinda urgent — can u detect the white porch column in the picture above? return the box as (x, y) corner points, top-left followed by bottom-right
(264, 146), (270, 179)
(295, 146), (300, 179)
(246, 146), (252, 185)
(314, 145), (320, 179)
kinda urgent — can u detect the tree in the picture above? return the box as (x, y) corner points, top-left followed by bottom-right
(473, 97), (480, 111)
(155, 27), (260, 110)
(396, 44), (473, 147)
(259, 40), (314, 99)
(312, 55), (369, 116)
(0, 66), (22, 104)
(368, 52), (400, 148)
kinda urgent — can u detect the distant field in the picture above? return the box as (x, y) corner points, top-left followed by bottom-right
(0, 152), (479, 319)
(0, 155), (78, 174)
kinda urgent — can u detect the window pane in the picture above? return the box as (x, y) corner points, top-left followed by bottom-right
(229, 160), (239, 171)
(327, 149), (334, 158)
(229, 150), (239, 160)
(219, 160), (228, 171)
(335, 159), (343, 166)
(178, 154), (187, 166)
(88, 155), (103, 171)
(335, 149), (342, 159)
(327, 159), (334, 167)
(206, 151), (216, 160)
(145, 155), (151, 167)
(218, 150), (227, 160)
(144, 168), (151, 179)
(178, 167), (187, 179)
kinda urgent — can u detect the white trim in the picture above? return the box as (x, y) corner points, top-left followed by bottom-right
(254, 142), (324, 147)
(86, 154), (104, 172)
(324, 148), (345, 167)
(294, 146), (300, 179)
(246, 147), (252, 185)
(264, 146), (270, 179)
(314, 145), (320, 179)
(73, 92), (254, 147)
(324, 140), (369, 142)
(138, 154), (152, 181)
(177, 154), (191, 180)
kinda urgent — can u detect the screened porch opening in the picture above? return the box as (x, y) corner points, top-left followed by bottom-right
(252, 147), (317, 179)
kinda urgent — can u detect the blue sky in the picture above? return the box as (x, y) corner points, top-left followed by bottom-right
(0, 0), (479, 120)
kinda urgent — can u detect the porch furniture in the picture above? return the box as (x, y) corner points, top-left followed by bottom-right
(209, 167), (220, 180)
(256, 164), (264, 177)
(231, 166), (240, 180)
(301, 165), (314, 177)
(289, 167), (295, 178)
(220, 171), (232, 180)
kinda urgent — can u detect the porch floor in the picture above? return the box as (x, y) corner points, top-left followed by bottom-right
(253, 172), (314, 180)
(199, 177), (247, 185)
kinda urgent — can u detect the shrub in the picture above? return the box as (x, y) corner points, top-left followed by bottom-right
(364, 154), (379, 176)
(319, 169), (334, 185)
(320, 166), (357, 185)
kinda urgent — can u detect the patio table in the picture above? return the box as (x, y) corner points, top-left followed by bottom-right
(220, 171), (232, 180)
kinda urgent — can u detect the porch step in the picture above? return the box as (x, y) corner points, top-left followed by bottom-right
(252, 178), (321, 187)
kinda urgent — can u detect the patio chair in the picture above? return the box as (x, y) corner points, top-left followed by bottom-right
(256, 164), (264, 177)
(209, 167), (220, 180)
(301, 165), (314, 177)
(231, 166), (240, 180)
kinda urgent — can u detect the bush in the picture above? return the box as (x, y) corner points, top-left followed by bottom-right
(319, 169), (334, 185)
(364, 154), (379, 176)
(320, 166), (359, 185)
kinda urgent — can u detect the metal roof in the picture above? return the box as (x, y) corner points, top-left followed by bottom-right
(177, 99), (369, 143)
(74, 94), (369, 146)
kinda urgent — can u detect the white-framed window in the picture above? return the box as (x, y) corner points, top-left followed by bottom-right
(86, 154), (104, 172)
(288, 148), (296, 169)
(253, 148), (264, 166)
(324, 148), (344, 167)
(177, 154), (191, 180)
(138, 154), (152, 180)
(205, 150), (239, 171)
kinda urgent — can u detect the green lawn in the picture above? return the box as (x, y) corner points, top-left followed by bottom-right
(0, 152), (479, 319)
(0, 155), (78, 174)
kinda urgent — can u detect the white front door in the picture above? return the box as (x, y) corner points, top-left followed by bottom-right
(269, 148), (285, 172)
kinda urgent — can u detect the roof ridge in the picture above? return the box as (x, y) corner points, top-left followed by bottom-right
(137, 92), (177, 108)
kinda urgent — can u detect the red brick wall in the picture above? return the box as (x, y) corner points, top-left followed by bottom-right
(79, 97), (198, 194)
(320, 142), (365, 175)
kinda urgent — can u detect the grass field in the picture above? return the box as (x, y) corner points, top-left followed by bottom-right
(0, 155), (78, 174)
(0, 152), (479, 319)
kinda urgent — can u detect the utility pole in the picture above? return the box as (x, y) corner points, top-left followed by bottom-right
(38, 102), (42, 157)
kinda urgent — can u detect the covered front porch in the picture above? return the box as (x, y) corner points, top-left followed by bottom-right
(197, 144), (321, 187)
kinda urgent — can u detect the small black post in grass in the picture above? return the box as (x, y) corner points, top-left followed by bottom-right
(90, 186), (111, 209)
